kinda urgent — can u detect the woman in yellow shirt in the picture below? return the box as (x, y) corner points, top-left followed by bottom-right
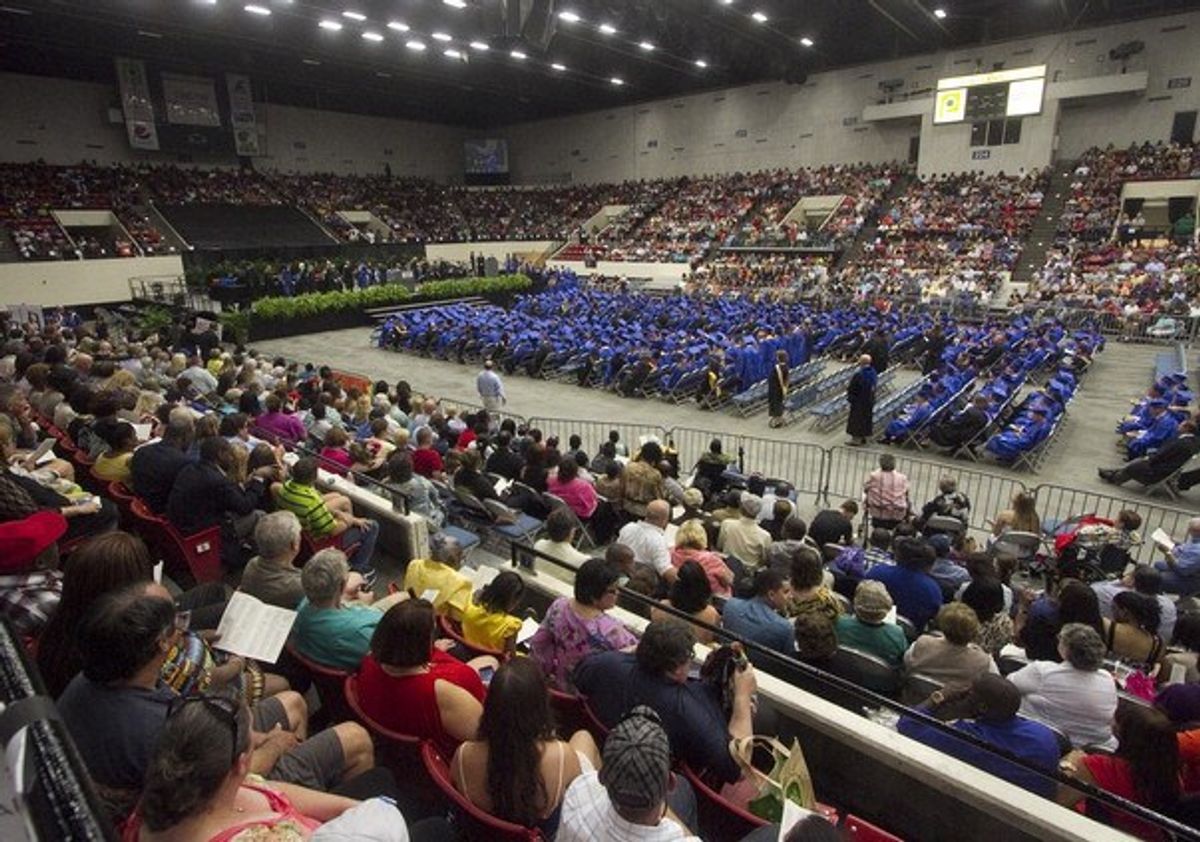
(92, 421), (137, 485)
(462, 571), (526, 655)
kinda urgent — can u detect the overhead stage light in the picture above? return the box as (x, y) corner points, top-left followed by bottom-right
(362, 31), (383, 41)
(551, 62), (567, 71)
(319, 19), (343, 31)
(342, 10), (366, 22)
(469, 40), (489, 51)
(933, 7), (947, 18)
(444, 0), (467, 7)
(752, 11), (768, 22)
(244, 4), (271, 14)
(610, 76), (624, 85)
(799, 37), (814, 47)
(599, 23), (616, 35)
(558, 10), (581, 23)
(511, 50), (528, 59)
(694, 59), (708, 68)
(406, 39), (427, 51)
(387, 21), (410, 32)
(444, 48), (463, 58)
(432, 32), (452, 42)
(639, 41), (655, 51)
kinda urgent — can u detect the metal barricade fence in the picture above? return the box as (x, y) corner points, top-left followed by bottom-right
(1031, 305), (1198, 346)
(446, 398), (528, 429)
(525, 416), (668, 457)
(823, 446), (1029, 540)
(736, 435), (827, 502)
(665, 426), (722, 475)
(1031, 483), (1195, 564)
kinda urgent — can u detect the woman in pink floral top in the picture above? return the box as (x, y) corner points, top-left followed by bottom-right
(530, 558), (638, 689)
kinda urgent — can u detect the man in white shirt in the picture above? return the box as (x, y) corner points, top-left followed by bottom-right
(558, 705), (700, 842)
(533, 507), (591, 570)
(180, 356), (218, 395)
(717, 493), (772, 570)
(617, 500), (677, 584)
(476, 359), (506, 412)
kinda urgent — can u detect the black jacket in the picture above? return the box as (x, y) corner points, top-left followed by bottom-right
(131, 441), (194, 513)
(166, 462), (265, 534)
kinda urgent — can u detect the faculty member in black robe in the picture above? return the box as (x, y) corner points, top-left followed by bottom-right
(768, 349), (789, 428)
(846, 354), (877, 446)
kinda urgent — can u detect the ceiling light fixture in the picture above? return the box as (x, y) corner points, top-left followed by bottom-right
(557, 10), (581, 23)
(361, 30), (383, 41)
(318, 19), (343, 31)
(302, 58), (321, 65)
(694, 59), (708, 68)
(469, 40), (489, 50)
(405, 39), (426, 51)
(138, 29), (163, 38)
(721, 0), (734, 5)
(444, 48), (463, 58)
(598, 23), (616, 35)
(610, 76), (624, 85)
(244, 4), (271, 15)
(799, 36), (814, 47)
(342, 10), (366, 22)
(551, 62), (567, 71)
(0, 5), (34, 12)
(443, 0), (467, 7)
(432, 31), (452, 42)
(752, 11), (768, 23)
(639, 41), (655, 51)
(510, 49), (527, 59)
(387, 21), (410, 32)
(933, 7), (947, 18)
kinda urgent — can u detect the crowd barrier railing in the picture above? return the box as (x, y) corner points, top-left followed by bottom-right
(1030, 482), (1195, 564)
(822, 445), (1029, 541)
(505, 542), (1193, 842)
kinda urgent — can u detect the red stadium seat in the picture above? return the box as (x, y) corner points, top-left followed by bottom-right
(419, 741), (544, 842)
(129, 498), (222, 584)
(844, 813), (905, 842)
(344, 673), (431, 789)
(284, 640), (353, 724)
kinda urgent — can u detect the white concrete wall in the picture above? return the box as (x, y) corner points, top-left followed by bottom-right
(0, 255), (183, 307)
(500, 10), (1200, 182)
(0, 73), (466, 180)
(547, 259), (690, 283)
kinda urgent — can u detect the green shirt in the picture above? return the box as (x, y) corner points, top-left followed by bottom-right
(835, 615), (908, 667)
(276, 479), (336, 537)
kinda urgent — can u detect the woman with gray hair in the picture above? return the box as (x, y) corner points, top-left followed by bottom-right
(1009, 622), (1118, 749)
(290, 549), (404, 671)
(240, 511), (369, 610)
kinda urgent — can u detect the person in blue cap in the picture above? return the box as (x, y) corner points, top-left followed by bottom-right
(881, 391), (934, 444)
(1125, 399), (1179, 460)
(985, 404), (1051, 462)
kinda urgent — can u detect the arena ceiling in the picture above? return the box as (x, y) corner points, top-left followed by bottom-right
(1, 0), (1197, 127)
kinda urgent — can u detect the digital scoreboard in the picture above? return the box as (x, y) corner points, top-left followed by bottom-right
(934, 65), (1046, 124)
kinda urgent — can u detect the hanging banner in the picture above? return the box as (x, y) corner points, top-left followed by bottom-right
(115, 57), (160, 151)
(225, 73), (261, 156)
(162, 73), (221, 126)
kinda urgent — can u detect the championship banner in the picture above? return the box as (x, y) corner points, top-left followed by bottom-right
(162, 73), (221, 127)
(115, 57), (160, 151)
(225, 73), (261, 156)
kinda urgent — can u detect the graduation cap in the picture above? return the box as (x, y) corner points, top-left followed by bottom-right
(1148, 398), (1169, 408)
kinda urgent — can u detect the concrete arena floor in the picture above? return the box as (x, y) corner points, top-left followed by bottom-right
(253, 330), (1183, 508)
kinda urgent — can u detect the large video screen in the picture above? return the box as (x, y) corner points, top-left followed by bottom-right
(934, 65), (1046, 125)
(464, 139), (510, 174)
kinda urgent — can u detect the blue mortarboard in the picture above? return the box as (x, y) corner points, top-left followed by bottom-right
(1169, 373), (1189, 384)
(1148, 398), (1169, 408)
(1173, 390), (1194, 405)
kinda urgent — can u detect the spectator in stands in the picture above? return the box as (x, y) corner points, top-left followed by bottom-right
(618, 499), (677, 584)
(717, 493), (772, 570)
(59, 581), (376, 813)
(990, 491), (1041, 541)
(120, 689), (364, 840)
(557, 705), (699, 842)
(622, 442), (666, 516)
(722, 568), (795, 654)
(403, 532), (474, 621)
(461, 570), (526, 655)
(383, 450), (445, 528)
(1093, 565), (1176, 641)
(897, 675), (1061, 797)
(903, 603), (997, 701)
(356, 598), (490, 757)
(1153, 517), (1200, 596)
(1100, 420), (1199, 488)
(255, 392), (307, 445)
(547, 457), (599, 521)
(1015, 579), (1104, 663)
(92, 420), (137, 484)
(239, 511), (369, 610)
(761, 499), (795, 542)
(863, 453), (910, 531)
(0, 419), (118, 542)
(180, 355), (218, 395)
(411, 425), (445, 480)
(650, 560), (720, 645)
(167, 435), (270, 569)
(1103, 591), (1165, 667)
(292, 549), (389, 670)
(276, 456), (380, 574)
(927, 533), (970, 595)
(0, 509), (65, 636)
(960, 578), (1013, 657)
(835, 581), (907, 667)
(453, 658), (601, 836)
(131, 410), (194, 513)
(809, 499), (858, 555)
(918, 476), (971, 530)
(485, 431), (524, 480)
(670, 518), (734, 598)
(575, 622), (757, 786)
(594, 460), (625, 507)
(865, 537), (943, 632)
(1010, 623), (1118, 749)
(1060, 704), (1180, 838)
(533, 507), (591, 569)
(530, 557), (637, 690)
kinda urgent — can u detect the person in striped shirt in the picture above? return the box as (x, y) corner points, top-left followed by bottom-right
(276, 456), (378, 574)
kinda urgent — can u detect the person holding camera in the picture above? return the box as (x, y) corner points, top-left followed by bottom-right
(573, 622), (757, 786)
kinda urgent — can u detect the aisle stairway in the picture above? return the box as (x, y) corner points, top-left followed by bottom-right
(835, 172), (912, 270)
(1009, 162), (1075, 285)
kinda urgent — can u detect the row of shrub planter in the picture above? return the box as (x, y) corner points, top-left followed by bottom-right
(219, 274), (533, 343)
